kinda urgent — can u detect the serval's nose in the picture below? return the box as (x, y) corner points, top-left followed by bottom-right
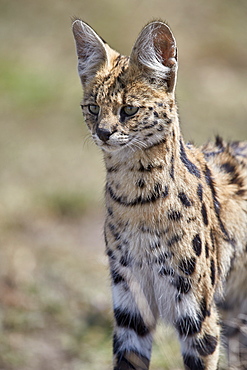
(96, 127), (112, 142)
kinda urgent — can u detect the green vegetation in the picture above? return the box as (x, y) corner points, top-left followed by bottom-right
(0, 0), (246, 368)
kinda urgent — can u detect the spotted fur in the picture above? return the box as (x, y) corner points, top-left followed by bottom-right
(72, 19), (247, 369)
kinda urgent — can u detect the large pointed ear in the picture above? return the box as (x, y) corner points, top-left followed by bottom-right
(130, 21), (178, 93)
(72, 20), (109, 85)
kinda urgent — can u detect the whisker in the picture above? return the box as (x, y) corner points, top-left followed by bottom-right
(131, 137), (148, 151)
(82, 134), (95, 148)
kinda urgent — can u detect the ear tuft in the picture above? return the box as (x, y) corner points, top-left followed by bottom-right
(130, 21), (178, 92)
(72, 20), (108, 85)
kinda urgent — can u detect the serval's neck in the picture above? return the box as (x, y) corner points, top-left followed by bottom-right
(103, 113), (182, 178)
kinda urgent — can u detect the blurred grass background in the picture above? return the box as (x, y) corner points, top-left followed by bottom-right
(0, 0), (246, 369)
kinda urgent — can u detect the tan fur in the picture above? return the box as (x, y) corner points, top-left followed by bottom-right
(72, 19), (247, 370)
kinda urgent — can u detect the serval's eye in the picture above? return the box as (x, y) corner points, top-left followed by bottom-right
(88, 104), (100, 115)
(122, 106), (139, 117)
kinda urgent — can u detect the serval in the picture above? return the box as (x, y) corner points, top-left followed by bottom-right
(72, 19), (247, 369)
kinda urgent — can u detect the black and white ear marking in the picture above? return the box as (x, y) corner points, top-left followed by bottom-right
(130, 21), (178, 92)
(72, 20), (108, 85)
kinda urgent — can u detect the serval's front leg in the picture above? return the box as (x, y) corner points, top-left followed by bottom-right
(109, 261), (158, 370)
(176, 303), (220, 370)
(113, 328), (153, 370)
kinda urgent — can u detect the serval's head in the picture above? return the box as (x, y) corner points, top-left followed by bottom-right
(72, 20), (178, 153)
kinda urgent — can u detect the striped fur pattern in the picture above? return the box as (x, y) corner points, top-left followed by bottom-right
(72, 20), (247, 369)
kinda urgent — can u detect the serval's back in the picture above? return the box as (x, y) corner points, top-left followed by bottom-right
(72, 19), (247, 369)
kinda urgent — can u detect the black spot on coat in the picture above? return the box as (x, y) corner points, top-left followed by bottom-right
(159, 266), (175, 276)
(174, 276), (191, 294)
(119, 254), (131, 267)
(114, 307), (149, 337)
(197, 183), (203, 202)
(167, 210), (182, 221)
(201, 203), (208, 226)
(176, 314), (202, 336)
(221, 162), (235, 174)
(179, 257), (196, 275)
(111, 267), (125, 285)
(200, 298), (211, 319)
(179, 140), (201, 178)
(178, 192), (193, 207)
(195, 333), (218, 356)
(107, 183), (168, 207)
(183, 354), (205, 370)
(136, 178), (145, 188)
(205, 242), (209, 259)
(192, 234), (202, 256)
(210, 259), (216, 286)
